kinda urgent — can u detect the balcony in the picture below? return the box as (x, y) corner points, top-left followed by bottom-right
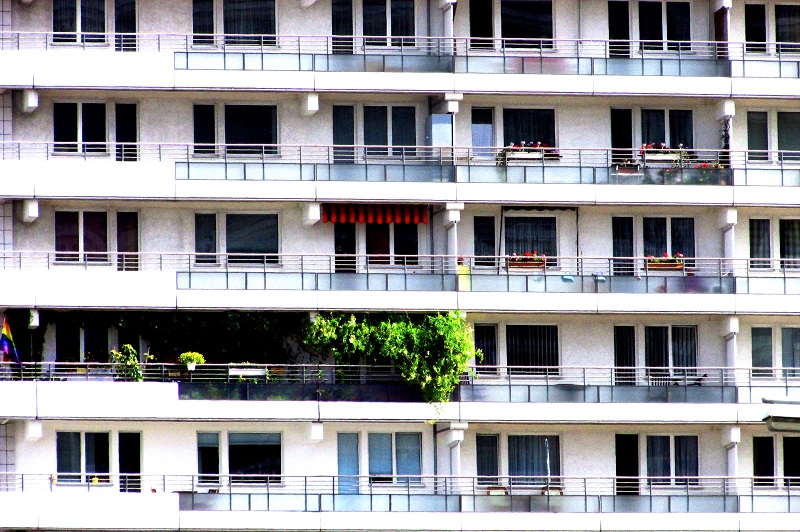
(1, 473), (800, 515)
(4, 363), (799, 404)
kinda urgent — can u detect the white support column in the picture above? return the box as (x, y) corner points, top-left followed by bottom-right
(445, 422), (467, 479)
(724, 316), (741, 388)
(720, 207), (737, 274)
(445, 203), (463, 268)
(722, 426), (740, 492)
(440, 0), (456, 54)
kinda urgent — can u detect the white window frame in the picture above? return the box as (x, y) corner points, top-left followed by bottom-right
(636, 108), (695, 150)
(355, 0), (418, 45)
(638, 215), (695, 257)
(52, 0), (109, 43)
(54, 210), (111, 263)
(500, 212), (560, 259)
(634, 1), (692, 50)
(53, 102), (109, 155)
(55, 430), (111, 484)
(640, 323), (698, 369)
(643, 433), (700, 485)
(221, 211), (281, 263)
(366, 431), (423, 483)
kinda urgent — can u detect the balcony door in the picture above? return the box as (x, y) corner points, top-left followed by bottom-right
(610, 109), (633, 163)
(332, 0), (354, 53)
(117, 212), (139, 271)
(114, 0), (137, 51)
(608, 1), (630, 57)
(612, 216), (634, 275)
(615, 434), (639, 494)
(119, 432), (141, 492)
(335, 223), (356, 272)
(614, 326), (636, 385)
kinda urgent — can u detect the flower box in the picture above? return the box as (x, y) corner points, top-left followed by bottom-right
(646, 262), (684, 270)
(508, 260), (546, 269)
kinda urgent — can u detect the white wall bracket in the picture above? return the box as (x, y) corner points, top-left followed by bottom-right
(21, 199), (38, 223)
(302, 203), (321, 226)
(300, 93), (319, 117)
(19, 89), (38, 114)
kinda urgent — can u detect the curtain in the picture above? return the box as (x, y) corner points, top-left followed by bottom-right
(53, 0), (77, 39)
(612, 216), (634, 275)
(363, 0), (387, 43)
(338, 433), (359, 493)
(671, 326), (697, 373)
(645, 326), (669, 374)
(665, 2), (690, 50)
(85, 432), (110, 480)
(614, 326), (636, 385)
(395, 433), (421, 482)
(474, 325), (498, 366)
(752, 327), (773, 368)
(506, 325), (559, 372)
(670, 217), (695, 262)
(641, 110), (666, 146)
(750, 219), (771, 268)
(364, 106), (389, 156)
(778, 112), (800, 160)
(646, 435), (670, 482)
(368, 433), (393, 479)
(643, 217), (667, 257)
(508, 435), (560, 483)
(674, 436), (698, 481)
(782, 328), (800, 376)
(223, 0), (276, 44)
(668, 110), (693, 149)
(81, 0), (105, 42)
(193, 0), (214, 44)
(83, 211), (108, 262)
(57, 432), (82, 480)
(776, 5), (800, 51)
(500, 0), (553, 47)
(391, 106), (415, 156)
(225, 105), (276, 154)
(780, 219), (800, 267)
(503, 109), (556, 147)
(390, 0), (414, 45)
(476, 435), (499, 484)
(225, 214), (278, 263)
(474, 216), (496, 265)
(504, 217), (557, 257)
(638, 1), (662, 49)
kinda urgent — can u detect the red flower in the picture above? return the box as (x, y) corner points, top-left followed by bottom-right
(663, 252), (669, 257)
(524, 251), (533, 257)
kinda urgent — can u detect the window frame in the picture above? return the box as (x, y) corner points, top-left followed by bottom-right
(360, 0), (416, 47)
(505, 323), (560, 374)
(54, 210), (110, 263)
(224, 212), (281, 264)
(642, 324), (698, 374)
(227, 432), (282, 484)
(639, 108), (695, 149)
(53, 102), (109, 155)
(501, 213), (559, 262)
(640, 215), (695, 258)
(356, 221), (424, 266)
(636, 1), (691, 52)
(52, 0), (108, 44)
(55, 430), (111, 484)
(499, 0), (554, 49)
(645, 433), (700, 486)
(367, 431), (422, 484)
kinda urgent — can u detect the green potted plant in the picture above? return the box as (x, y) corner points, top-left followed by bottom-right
(178, 351), (205, 371)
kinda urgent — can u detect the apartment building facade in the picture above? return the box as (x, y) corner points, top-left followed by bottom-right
(3, 0), (800, 530)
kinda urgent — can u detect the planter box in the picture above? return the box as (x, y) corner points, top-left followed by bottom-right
(508, 260), (546, 269)
(645, 262), (684, 270)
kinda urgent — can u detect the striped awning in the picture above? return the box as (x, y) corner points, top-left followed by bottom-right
(321, 204), (429, 225)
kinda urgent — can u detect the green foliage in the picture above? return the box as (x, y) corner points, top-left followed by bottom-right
(178, 351), (205, 365)
(303, 312), (479, 403)
(110, 344), (149, 382)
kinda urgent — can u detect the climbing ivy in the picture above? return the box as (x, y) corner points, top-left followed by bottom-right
(303, 312), (479, 403)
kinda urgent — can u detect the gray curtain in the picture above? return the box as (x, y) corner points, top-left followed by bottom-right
(674, 436), (699, 483)
(671, 326), (697, 374)
(643, 217), (667, 257)
(780, 219), (800, 267)
(508, 435), (560, 484)
(504, 217), (557, 257)
(645, 326), (669, 375)
(782, 328), (800, 377)
(506, 325), (558, 373)
(223, 0), (275, 44)
(749, 219), (771, 268)
(646, 435), (670, 482)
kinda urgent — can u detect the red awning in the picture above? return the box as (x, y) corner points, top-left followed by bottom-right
(321, 204), (428, 224)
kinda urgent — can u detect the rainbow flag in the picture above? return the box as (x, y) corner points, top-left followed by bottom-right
(1, 317), (18, 363)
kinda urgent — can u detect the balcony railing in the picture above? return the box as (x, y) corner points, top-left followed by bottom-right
(3, 363), (798, 403)
(9, 142), (800, 185)
(5, 31), (800, 78)
(2, 473), (800, 513)
(4, 253), (800, 295)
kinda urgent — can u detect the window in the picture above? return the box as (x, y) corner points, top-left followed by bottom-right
(476, 434), (499, 485)
(638, 1), (690, 51)
(56, 321), (109, 362)
(337, 433), (360, 493)
(779, 219), (800, 267)
(333, 105), (356, 163)
(55, 211), (108, 262)
(114, 0), (136, 51)
(474, 216), (496, 266)
(364, 106), (416, 156)
(54, 102), (107, 153)
(56, 431), (110, 483)
(197, 433), (220, 483)
(782, 327), (800, 376)
(646, 435), (698, 484)
(368, 432), (421, 483)
(501, 0), (553, 48)
(193, 0), (214, 44)
(115, 103), (138, 161)
(223, 0), (276, 45)
(195, 213), (218, 263)
(784, 437), (800, 485)
(365, 222), (419, 265)
(506, 325), (558, 373)
(225, 105), (278, 155)
(474, 324), (498, 367)
(83, 322), (108, 362)
(228, 433), (280, 483)
(363, 0), (414, 46)
(745, 4), (767, 53)
(504, 217), (557, 260)
(503, 109), (556, 147)
(643, 217), (694, 259)
(777, 112), (800, 160)
(752, 327), (800, 376)
(641, 110), (693, 148)
(193, 104), (216, 154)
(644, 325), (697, 377)
(750, 219), (771, 268)
(776, 5), (800, 53)
(332, 0), (354, 53)
(226, 214), (279, 264)
(508, 435), (560, 484)
(752, 327), (774, 371)
(469, 0), (493, 47)
(471, 108), (494, 158)
(53, 0), (105, 43)
(747, 111), (769, 161)
(753, 436), (775, 486)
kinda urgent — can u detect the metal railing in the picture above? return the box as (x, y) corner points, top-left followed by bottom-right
(4, 32), (800, 77)
(2, 473), (800, 513)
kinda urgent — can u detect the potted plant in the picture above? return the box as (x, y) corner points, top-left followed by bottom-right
(507, 251), (546, 269)
(179, 351), (205, 371)
(645, 252), (684, 270)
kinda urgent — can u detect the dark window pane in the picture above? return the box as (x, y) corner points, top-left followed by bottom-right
(474, 325), (497, 366)
(366, 223), (390, 264)
(750, 219), (771, 268)
(228, 433), (281, 482)
(332, 0), (354, 39)
(646, 435), (670, 481)
(391, 106), (416, 156)
(198, 433), (220, 482)
(747, 111), (769, 160)
(195, 213), (217, 263)
(83, 211), (108, 261)
(81, 0), (106, 36)
(784, 437), (800, 484)
(390, 0), (414, 45)
(614, 326), (636, 384)
(506, 325), (558, 372)
(56, 320), (81, 362)
(671, 325), (697, 370)
(363, 0), (387, 43)
(115, 103), (138, 161)
(476, 434), (499, 484)
(226, 214), (278, 263)
(501, 0), (553, 47)
(81, 103), (107, 153)
(670, 217), (695, 258)
(53, 0), (77, 40)
(56, 432), (81, 481)
(193, 0), (214, 44)
(115, 0), (137, 51)
(643, 217), (667, 257)
(508, 435), (560, 483)
(117, 211), (139, 271)
(85, 432), (110, 482)
(394, 223), (418, 264)
(782, 328), (800, 375)
(752, 327), (773, 368)
(504, 217), (557, 258)
(668, 110), (693, 149)
(472, 108), (494, 155)
(641, 110), (666, 146)
(83, 322), (108, 362)
(225, 105), (277, 153)
(674, 435), (698, 480)
(55, 211), (80, 261)
(745, 4), (767, 52)
(776, 5), (800, 52)
(753, 436), (775, 484)
(194, 104), (216, 153)
(333, 105), (355, 162)
(608, 1), (631, 57)
(223, 0), (276, 44)
(474, 216), (496, 266)
(780, 219), (800, 266)
(503, 108), (555, 147)
(638, 1), (663, 49)
(778, 112), (800, 159)
(612, 216), (634, 275)
(666, 2), (690, 50)
(470, 0), (493, 47)
(54, 103), (78, 152)
(364, 106), (389, 156)
(645, 326), (669, 369)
